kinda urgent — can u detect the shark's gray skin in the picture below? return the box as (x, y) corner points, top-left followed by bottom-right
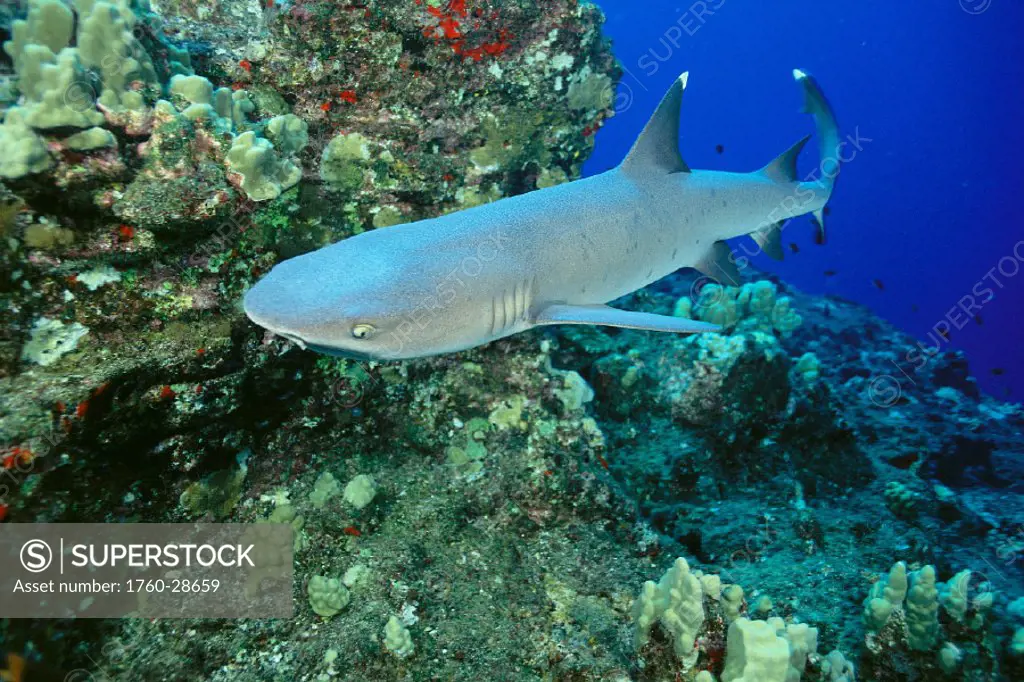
(245, 69), (839, 360)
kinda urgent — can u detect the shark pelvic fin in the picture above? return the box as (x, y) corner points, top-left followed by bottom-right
(620, 72), (691, 175)
(751, 221), (786, 261)
(760, 135), (810, 183)
(694, 241), (742, 286)
(533, 303), (719, 334)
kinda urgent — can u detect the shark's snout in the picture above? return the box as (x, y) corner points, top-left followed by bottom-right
(245, 264), (366, 355)
(244, 277), (303, 339)
(242, 281), (276, 330)
(244, 289), (310, 349)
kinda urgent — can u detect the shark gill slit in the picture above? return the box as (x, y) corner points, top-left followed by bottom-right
(491, 292), (503, 336)
(491, 278), (534, 336)
(512, 281), (520, 328)
(492, 287), (509, 336)
(504, 285), (513, 331)
(523, 276), (535, 322)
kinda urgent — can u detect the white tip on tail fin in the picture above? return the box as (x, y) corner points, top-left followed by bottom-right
(620, 71), (691, 176)
(793, 67), (839, 244)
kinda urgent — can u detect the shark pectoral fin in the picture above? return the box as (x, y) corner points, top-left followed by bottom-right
(751, 221), (786, 261)
(533, 304), (720, 334)
(619, 72), (691, 175)
(693, 241), (742, 286)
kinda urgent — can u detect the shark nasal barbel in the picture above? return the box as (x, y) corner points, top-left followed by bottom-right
(244, 69), (840, 361)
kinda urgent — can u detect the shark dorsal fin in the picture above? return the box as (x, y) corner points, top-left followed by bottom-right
(620, 72), (691, 176)
(760, 135), (810, 183)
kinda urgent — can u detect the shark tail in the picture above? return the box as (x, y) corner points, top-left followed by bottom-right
(793, 68), (840, 244)
(752, 69), (839, 260)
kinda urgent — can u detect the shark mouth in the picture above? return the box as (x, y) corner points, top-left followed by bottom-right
(274, 332), (307, 350)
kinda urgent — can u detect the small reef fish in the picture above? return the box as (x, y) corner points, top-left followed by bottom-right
(245, 69), (840, 360)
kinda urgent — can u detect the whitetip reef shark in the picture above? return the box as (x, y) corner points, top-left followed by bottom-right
(244, 69), (839, 360)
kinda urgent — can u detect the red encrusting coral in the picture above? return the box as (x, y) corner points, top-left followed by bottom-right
(2, 446), (35, 471)
(421, 0), (513, 62)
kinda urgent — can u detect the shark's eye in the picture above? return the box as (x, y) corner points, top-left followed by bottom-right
(352, 324), (376, 339)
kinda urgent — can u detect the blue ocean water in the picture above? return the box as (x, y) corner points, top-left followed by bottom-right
(586, 0), (1024, 402)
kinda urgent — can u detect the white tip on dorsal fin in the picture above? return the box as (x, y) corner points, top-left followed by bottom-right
(620, 71), (691, 176)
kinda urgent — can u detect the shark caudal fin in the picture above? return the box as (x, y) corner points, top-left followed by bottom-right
(793, 68), (839, 244)
(619, 72), (691, 176)
(751, 70), (839, 258)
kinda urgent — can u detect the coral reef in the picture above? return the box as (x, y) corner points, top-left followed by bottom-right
(307, 574), (350, 618)
(633, 557), (706, 668)
(383, 615), (415, 659)
(677, 280), (803, 337)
